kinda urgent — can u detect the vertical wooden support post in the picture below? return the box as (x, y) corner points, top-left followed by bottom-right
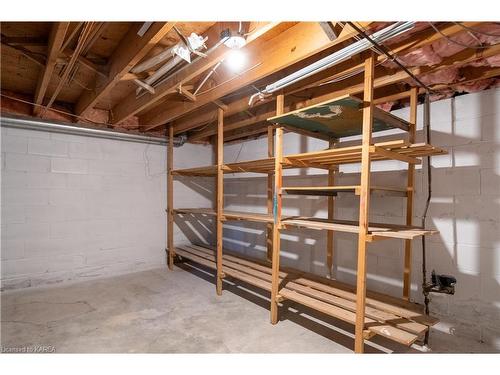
(326, 139), (336, 278)
(216, 108), (224, 296)
(266, 125), (274, 261)
(403, 87), (418, 300)
(354, 54), (375, 353)
(167, 124), (174, 270)
(270, 94), (284, 324)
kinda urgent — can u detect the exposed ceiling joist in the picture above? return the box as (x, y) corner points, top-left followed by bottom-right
(141, 22), (373, 131)
(74, 22), (176, 118)
(172, 22), (482, 135)
(109, 22), (282, 125)
(188, 43), (500, 142)
(33, 22), (70, 115)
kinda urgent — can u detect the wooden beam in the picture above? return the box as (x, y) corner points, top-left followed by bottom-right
(266, 124), (275, 262)
(270, 94), (284, 325)
(354, 53), (375, 354)
(188, 42), (500, 142)
(403, 87), (418, 300)
(33, 22), (70, 115)
(110, 22), (282, 125)
(216, 108), (224, 296)
(75, 22), (176, 118)
(171, 22), (475, 136)
(141, 22), (372, 130)
(167, 124), (174, 270)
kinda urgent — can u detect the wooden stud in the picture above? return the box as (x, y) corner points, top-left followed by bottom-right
(354, 53), (375, 354)
(216, 108), (224, 296)
(270, 94), (284, 324)
(167, 124), (174, 270)
(403, 87), (418, 300)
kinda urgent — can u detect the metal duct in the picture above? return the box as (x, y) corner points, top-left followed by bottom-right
(249, 22), (415, 105)
(0, 114), (186, 147)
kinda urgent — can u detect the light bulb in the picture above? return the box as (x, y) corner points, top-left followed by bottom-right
(225, 49), (246, 72)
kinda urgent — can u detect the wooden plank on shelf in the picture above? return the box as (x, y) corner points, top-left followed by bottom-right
(180, 244), (438, 326)
(281, 185), (408, 197)
(174, 208), (216, 216)
(279, 289), (418, 346)
(179, 244), (427, 337)
(281, 216), (436, 240)
(223, 211), (273, 224)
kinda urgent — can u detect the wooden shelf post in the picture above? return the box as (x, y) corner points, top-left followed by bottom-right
(270, 94), (284, 324)
(403, 87), (418, 300)
(167, 124), (174, 270)
(216, 108), (224, 295)
(267, 125), (274, 261)
(326, 138), (337, 278)
(354, 53), (375, 353)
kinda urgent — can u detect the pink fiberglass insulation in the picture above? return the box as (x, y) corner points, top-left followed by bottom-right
(419, 67), (460, 86)
(454, 78), (495, 93)
(470, 54), (500, 67)
(376, 102), (395, 112)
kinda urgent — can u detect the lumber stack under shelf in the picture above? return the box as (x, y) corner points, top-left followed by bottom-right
(174, 244), (438, 347)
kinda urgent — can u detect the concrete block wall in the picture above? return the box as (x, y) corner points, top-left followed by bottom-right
(1, 126), (213, 290)
(220, 87), (500, 349)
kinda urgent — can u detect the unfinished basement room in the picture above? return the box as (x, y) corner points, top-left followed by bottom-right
(1, 1), (499, 372)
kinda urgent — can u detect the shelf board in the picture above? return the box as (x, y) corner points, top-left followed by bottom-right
(174, 208), (272, 224)
(174, 209), (436, 239)
(172, 141), (447, 176)
(282, 185), (409, 197)
(267, 94), (410, 139)
(174, 244), (438, 346)
(284, 140), (447, 169)
(282, 216), (437, 240)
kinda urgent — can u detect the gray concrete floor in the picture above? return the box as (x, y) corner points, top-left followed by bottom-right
(1, 262), (497, 353)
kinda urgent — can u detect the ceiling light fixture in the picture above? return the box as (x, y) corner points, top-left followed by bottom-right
(220, 22), (247, 49)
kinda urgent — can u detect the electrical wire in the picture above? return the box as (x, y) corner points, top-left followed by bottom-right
(347, 22), (433, 93)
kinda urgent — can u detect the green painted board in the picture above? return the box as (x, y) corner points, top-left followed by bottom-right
(267, 94), (409, 139)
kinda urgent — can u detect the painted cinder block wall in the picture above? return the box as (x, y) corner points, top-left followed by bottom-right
(1, 127), (214, 290)
(220, 87), (500, 348)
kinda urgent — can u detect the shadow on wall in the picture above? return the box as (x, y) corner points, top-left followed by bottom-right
(173, 88), (500, 349)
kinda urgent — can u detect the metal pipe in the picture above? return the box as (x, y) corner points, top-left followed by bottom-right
(249, 22), (415, 105)
(0, 114), (186, 147)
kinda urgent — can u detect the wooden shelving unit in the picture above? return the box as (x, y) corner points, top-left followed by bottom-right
(166, 54), (446, 353)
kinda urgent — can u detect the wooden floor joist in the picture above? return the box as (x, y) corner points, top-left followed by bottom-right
(174, 244), (437, 347)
